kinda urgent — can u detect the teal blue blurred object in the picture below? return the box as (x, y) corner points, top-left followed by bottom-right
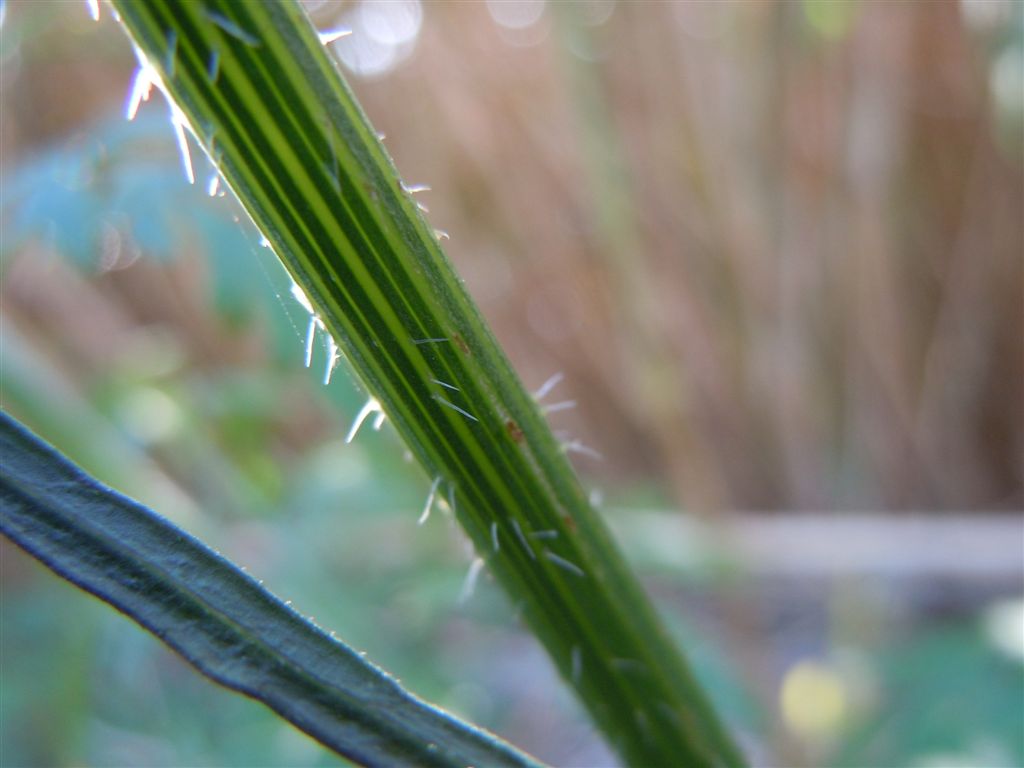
(0, 113), (302, 358)
(3, 115), (175, 263)
(3, 143), (105, 268)
(833, 625), (1024, 767)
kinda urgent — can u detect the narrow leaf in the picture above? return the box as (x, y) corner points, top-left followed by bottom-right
(0, 411), (546, 768)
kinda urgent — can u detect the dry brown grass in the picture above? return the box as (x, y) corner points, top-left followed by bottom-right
(4, 0), (1021, 513)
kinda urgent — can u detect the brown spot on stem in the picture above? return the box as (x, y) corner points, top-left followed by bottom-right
(506, 419), (524, 443)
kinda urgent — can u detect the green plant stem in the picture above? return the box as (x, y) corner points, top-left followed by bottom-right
(109, 2), (746, 765)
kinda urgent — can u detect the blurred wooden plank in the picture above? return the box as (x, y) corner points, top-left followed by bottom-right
(611, 512), (1024, 580)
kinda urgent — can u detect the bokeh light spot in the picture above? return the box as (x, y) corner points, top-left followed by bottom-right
(984, 598), (1024, 664)
(779, 660), (847, 739)
(333, 0), (422, 79)
(486, 0), (546, 31)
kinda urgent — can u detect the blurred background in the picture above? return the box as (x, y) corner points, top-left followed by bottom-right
(1, 0), (1021, 766)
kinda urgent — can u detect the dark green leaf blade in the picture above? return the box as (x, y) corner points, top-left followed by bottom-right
(0, 410), (546, 768)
